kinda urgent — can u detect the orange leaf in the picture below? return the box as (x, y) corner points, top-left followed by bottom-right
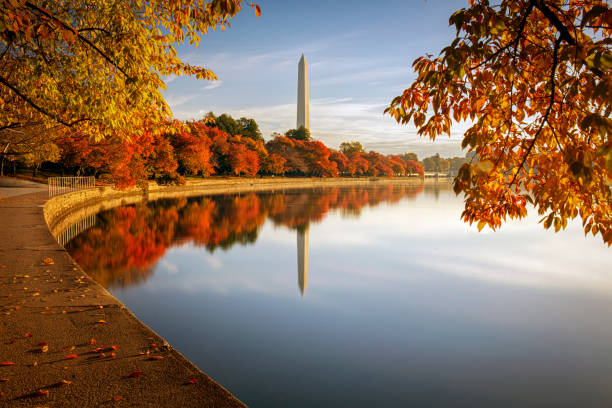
(97, 320), (107, 324)
(36, 389), (49, 396)
(113, 395), (123, 401)
(128, 370), (142, 377)
(65, 354), (78, 360)
(111, 345), (118, 350)
(90, 338), (96, 345)
(25, 333), (32, 338)
(255, 4), (261, 17)
(0, 362), (15, 366)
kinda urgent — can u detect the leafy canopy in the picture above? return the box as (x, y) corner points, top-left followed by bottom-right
(1, 0), (260, 138)
(386, 0), (612, 244)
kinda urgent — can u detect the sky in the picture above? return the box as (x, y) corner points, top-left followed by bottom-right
(164, 0), (472, 159)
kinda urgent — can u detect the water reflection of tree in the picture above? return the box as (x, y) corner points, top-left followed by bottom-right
(65, 182), (425, 288)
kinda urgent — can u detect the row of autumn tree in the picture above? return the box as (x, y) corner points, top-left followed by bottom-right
(49, 115), (426, 188)
(66, 183), (426, 288)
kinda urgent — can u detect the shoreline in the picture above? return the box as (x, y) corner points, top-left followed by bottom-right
(1, 177), (425, 407)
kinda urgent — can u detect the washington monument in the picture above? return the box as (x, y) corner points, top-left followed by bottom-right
(297, 54), (309, 129)
(297, 54), (310, 295)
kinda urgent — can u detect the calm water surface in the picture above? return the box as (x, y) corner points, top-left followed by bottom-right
(65, 181), (612, 407)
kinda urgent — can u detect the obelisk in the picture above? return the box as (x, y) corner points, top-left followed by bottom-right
(297, 54), (309, 129)
(297, 225), (309, 295)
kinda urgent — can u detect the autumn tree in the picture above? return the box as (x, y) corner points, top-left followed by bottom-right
(387, 0), (612, 244)
(1, 0), (260, 140)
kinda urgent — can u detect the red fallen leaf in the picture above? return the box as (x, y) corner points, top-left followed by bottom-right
(113, 395), (123, 401)
(99, 353), (106, 358)
(188, 378), (198, 384)
(148, 355), (163, 361)
(25, 333), (33, 338)
(37, 342), (47, 346)
(8, 340), (16, 345)
(111, 345), (118, 350)
(35, 389), (49, 397)
(0, 362), (15, 366)
(65, 354), (78, 360)
(150, 343), (157, 348)
(128, 370), (142, 377)
(90, 339), (96, 345)
(93, 347), (104, 353)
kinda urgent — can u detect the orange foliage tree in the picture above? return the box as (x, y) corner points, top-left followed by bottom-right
(387, 0), (611, 244)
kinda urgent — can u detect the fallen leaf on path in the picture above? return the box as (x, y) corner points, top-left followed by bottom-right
(35, 389), (49, 397)
(41, 258), (54, 265)
(40, 345), (49, 353)
(65, 354), (78, 360)
(32, 361), (37, 367)
(0, 362), (15, 366)
(60, 379), (72, 386)
(0, 378), (8, 382)
(148, 355), (163, 361)
(128, 370), (142, 377)
(188, 378), (198, 384)
(90, 338), (96, 345)
(38, 342), (47, 346)
(25, 333), (32, 338)
(112, 395), (123, 401)
(96, 320), (107, 324)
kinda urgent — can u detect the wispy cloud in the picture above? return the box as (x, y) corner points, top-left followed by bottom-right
(173, 97), (467, 156)
(203, 80), (223, 90)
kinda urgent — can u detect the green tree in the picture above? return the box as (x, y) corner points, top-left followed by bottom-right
(339, 141), (364, 156)
(237, 117), (263, 141)
(399, 152), (418, 163)
(285, 126), (311, 141)
(386, 0), (611, 244)
(214, 114), (241, 136)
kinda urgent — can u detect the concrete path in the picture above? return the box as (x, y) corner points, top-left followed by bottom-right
(0, 190), (245, 407)
(0, 177), (47, 199)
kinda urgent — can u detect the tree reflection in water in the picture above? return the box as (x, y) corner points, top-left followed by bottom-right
(65, 182), (439, 288)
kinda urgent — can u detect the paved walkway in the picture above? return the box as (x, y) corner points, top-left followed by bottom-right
(0, 177), (47, 199)
(0, 189), (244, 407)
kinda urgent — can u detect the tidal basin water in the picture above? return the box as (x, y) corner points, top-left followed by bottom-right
(65, 181), (612, 407)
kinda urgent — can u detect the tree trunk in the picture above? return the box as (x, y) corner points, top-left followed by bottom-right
(12, 161), (17, 176)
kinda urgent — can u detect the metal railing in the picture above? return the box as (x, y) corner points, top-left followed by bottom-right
(57, 214), (97, 247)
(48, 176), (95, 197)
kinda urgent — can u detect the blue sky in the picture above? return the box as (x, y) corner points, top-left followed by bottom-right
(164, 0), (471, 158)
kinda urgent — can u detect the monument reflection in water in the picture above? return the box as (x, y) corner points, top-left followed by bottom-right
(63, 181), (612, 408)
(64, 182), (425, 291)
